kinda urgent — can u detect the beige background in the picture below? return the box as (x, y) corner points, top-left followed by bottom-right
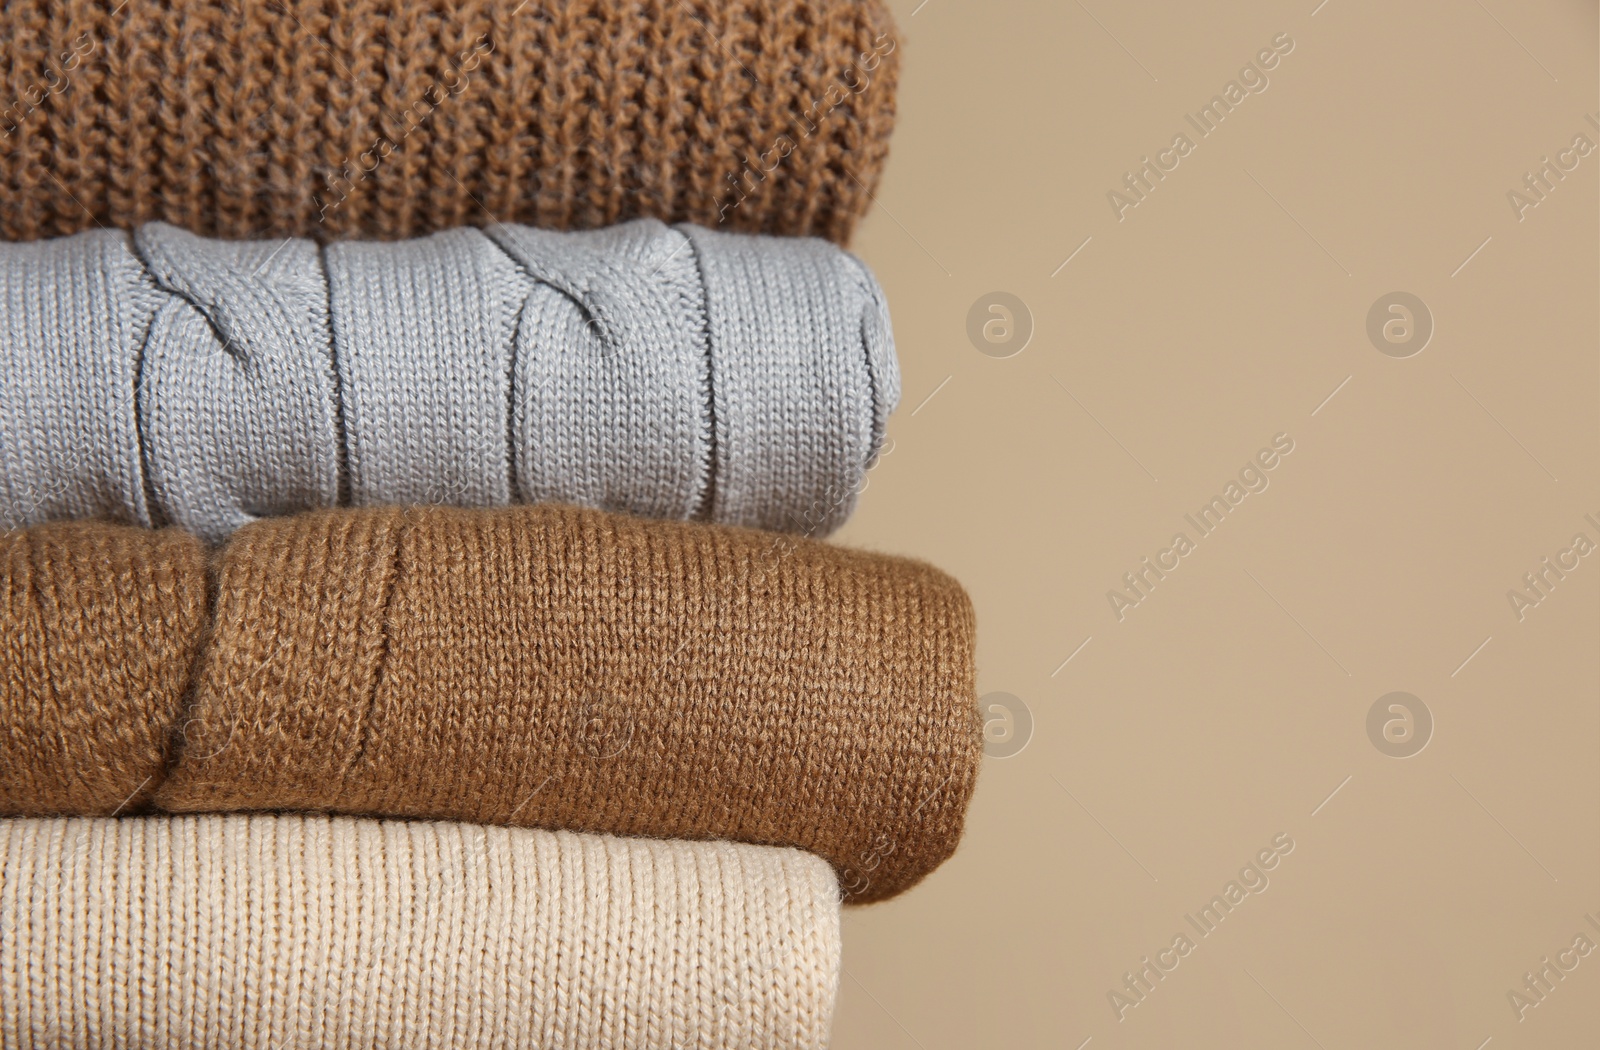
(833, 1), (1599, 1047)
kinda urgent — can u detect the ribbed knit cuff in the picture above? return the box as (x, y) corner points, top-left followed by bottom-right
(0, 815), (842, 1050)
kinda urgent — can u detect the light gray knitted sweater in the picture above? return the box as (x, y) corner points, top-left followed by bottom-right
(0, 220), (897, 542)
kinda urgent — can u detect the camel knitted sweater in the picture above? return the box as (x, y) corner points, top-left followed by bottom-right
(0, 0), (898, 244)
(0, 220), (897, 543)
(0, 815), (842, 1050)
(0, 506), (980, 903)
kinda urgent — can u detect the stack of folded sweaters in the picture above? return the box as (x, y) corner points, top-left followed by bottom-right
(0, 2), (980, 1048)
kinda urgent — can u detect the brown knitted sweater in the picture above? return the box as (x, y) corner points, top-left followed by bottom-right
(0, 506), (978, 903)
(0, 0), (898, 244)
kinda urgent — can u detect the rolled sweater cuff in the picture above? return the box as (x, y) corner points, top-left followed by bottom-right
(0, 220), (897, 543)
(0, 815), (842, 1050)
(0, 505), (980, 903)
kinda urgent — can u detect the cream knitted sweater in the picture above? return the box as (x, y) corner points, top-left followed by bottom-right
(0, 815), (841, 1050)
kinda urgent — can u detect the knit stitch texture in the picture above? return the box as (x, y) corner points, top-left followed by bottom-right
(0, 521), (208, 814)
(0, 505), (980, 903)
(0, 0), (899, 244)
(0, 815), (842, 1049)
(0, 220), (898, 543)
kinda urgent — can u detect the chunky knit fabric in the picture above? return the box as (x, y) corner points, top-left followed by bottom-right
(0, 220), (897, 543)
(0, 815), (842, 1049)
(0, 0), (898, 244)
(0, 505), (980, 903)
